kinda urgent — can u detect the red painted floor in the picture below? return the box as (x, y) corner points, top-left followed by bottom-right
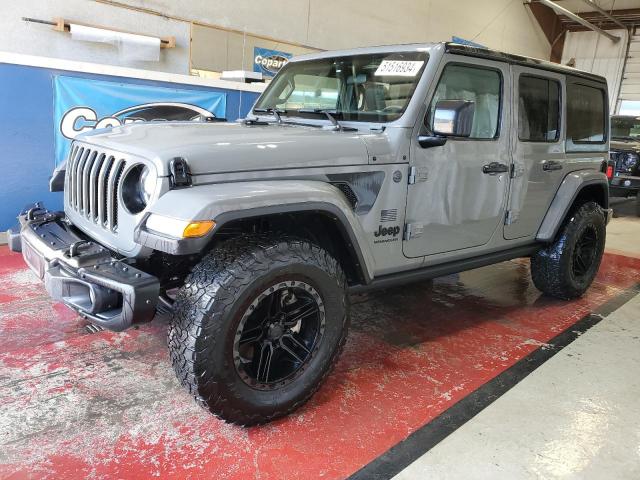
(0, 245), (639, 479)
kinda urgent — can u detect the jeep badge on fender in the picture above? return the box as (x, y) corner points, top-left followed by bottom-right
(375, 224), (400, 237)
(7, 42), (612, 426)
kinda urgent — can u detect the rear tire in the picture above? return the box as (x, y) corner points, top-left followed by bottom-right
(635, 193), (640, 217)
(168, 234), (349, 425)
(531, 202), (606, 300)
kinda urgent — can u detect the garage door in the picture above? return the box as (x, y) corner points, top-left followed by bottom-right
(619, 29), (640, 112)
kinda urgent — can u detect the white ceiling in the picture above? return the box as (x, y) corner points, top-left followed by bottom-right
(557, 0), (640, 13)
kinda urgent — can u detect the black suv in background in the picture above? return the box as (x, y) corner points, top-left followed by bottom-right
(609, 115), (640, 215)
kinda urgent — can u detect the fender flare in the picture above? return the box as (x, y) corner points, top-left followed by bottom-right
(135, 180), (375, 282)
(536, 170), (609, 242)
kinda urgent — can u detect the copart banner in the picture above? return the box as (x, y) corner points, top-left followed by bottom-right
(53, 76), (226, 165)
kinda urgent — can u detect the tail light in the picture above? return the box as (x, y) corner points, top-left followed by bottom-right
(606, 165), (614, 179)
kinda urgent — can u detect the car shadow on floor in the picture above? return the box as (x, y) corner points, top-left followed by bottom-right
(346, 260), (563, 350)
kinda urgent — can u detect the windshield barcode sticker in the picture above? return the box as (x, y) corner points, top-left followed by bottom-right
(375, 60), (424, 77)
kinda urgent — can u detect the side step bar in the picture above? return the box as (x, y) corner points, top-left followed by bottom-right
(348, 244), (540, 294)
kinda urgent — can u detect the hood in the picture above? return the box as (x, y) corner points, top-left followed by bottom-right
(611, 137), (640, 152)
(76, 121), (371, 176)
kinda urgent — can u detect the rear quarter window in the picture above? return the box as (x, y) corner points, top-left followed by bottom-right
(566, 82), (607, 151)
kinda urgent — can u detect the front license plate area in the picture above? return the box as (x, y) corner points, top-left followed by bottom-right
(22, 239), (46, 279)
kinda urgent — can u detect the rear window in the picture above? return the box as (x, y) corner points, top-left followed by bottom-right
(566, 83), (606, 148)
(518, 75), (560, 142)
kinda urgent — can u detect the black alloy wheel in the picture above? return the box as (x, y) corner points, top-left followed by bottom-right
(234, 281), (325, 390)
(571, 225), (598, 279)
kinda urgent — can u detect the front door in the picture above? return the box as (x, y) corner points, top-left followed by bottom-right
(504, 66), (565, 239)
(403, 57), (511, 258)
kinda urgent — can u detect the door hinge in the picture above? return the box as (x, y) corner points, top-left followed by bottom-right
(504, 210), (518, 225)
(511, 163), (525, 179)
(408, 166), (428, 185)
(408, 166), (416, 185)
(404, 223), (424, 240)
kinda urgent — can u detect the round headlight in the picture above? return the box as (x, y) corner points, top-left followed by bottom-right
(122, 164), (156, 214)
(139, 166), (155, 204)
(624, 152), (638, 168)
(617, 152), (639, 173)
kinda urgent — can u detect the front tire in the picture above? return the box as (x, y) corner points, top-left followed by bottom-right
(531, 201), (606, 299)
(168, 235), (349, 425)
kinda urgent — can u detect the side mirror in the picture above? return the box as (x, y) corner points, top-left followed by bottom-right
(432, 100), (475, 137)
(418, 135), (447, 148)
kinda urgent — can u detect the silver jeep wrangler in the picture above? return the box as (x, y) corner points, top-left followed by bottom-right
(8, 43), (613, 425)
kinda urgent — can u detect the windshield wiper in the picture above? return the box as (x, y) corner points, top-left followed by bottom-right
(298, 108), (357, 132)
(253, 108), (285, 124)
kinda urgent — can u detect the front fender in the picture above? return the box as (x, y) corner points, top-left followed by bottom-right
(137, 180), (375, 281)
(536, 170), (609, 242)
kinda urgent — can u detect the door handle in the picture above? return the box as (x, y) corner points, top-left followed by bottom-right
(543, 161), (563, 171)
(482, 162), (509, 175)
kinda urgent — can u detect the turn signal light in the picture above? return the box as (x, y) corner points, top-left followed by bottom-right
(183, 220), (215, 238)
(606, 165), (614, 179)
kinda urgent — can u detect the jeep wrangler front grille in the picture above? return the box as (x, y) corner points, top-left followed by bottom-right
(66, 145), (126, 232)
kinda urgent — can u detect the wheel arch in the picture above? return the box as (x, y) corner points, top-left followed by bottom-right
(537, 170), (609, 243)
(136, 180), (376, 284)
(211, 203), (373, 285)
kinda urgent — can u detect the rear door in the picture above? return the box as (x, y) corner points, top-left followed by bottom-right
(504, 67), (565, 239)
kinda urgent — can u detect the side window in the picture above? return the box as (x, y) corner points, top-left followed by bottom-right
(567, 83), (606, 145)
(427, 64), (501, 139)
(518, 75), (560, 142)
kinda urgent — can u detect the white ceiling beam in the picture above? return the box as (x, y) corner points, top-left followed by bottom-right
(579, 0), (627, 29)
(530, 0), (621, 42)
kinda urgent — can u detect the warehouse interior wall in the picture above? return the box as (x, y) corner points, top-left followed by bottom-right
(1, 0), (190, 73)
(1, 0), (551, 75)
(190, 25), (316, 74)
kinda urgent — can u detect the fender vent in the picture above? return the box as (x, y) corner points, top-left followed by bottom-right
(332, 182), (359, 210)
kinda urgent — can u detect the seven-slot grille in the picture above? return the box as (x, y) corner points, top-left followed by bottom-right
(66, 144), (127, 232)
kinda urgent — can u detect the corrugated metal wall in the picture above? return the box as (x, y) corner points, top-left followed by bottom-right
(618, 29), (640, 111)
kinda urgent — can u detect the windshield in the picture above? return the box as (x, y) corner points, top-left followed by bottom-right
(611, 116), (640, 140)
(254, 51), (428, 122)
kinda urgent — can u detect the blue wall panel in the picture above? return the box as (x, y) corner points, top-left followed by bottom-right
(0, 63), (260, 230)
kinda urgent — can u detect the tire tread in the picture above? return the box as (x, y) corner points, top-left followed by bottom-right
(167, 234), (348, 425)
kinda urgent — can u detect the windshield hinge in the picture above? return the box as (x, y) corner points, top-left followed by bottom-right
(169, 157), (192, 189)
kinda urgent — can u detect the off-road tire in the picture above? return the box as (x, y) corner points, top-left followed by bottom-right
(168, 234), (349, 425)
(530, 201), (606, 300)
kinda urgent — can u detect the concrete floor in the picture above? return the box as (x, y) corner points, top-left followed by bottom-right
(0, 199), (638, 479)
(393, 197), (640, 480)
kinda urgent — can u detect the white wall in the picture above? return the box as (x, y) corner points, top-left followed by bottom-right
(0, 0), (551, 74)
(116, 0), (551, 58)
(0, 0), (190, 73)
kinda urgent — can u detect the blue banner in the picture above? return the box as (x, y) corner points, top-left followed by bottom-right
(253, 47), (292, 78)
(53, 76), (226, 166)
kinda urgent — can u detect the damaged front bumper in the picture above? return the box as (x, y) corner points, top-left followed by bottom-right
(7, 203), (159, 331)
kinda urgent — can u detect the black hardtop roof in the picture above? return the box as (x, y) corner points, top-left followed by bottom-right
(444, 42), (607, 84)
